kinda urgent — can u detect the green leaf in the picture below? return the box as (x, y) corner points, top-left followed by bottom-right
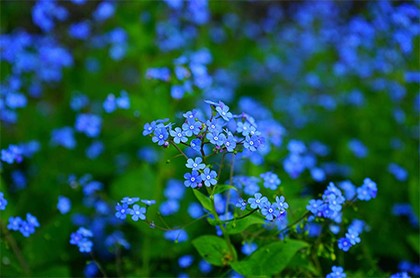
(192, 235), (234, 266)
(213, 185), (237, 195)
(407, 234), (420, 254)
(193, 190), (215, 214)
(231, 240), (308, 276)
(225, 215), (265, 234)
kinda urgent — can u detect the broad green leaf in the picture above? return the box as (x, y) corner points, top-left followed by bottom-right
(193, 190), (215, 214)
(231, 240), (308, 276)
(407, 234), (420, 254)
(225, 215), (265, 234)
(288, 252), (319, 276)
(192, 235), (235, 266)
(213, 185), (237, 195)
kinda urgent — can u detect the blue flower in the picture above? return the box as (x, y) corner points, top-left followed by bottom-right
(19, 221), (35, 237)
(190, 138), (202, 152)
(128, 204), (146, 221)
(32, 0), (68, 32)
(152, 127), (169, 146)
(200, 167), (217, 187)
(236, 122), (252, 136)
(326, 266), (346, 278)
(188, 202), (204, 218)
(159, 199), (180, 216)
(390, 272), (410, 278)
(141, 199), (156, 206)
(348, 139), (368, 158)
(70, 227), (93, 253)
(261, 172), (281, 190)
(121, 197), (140, 205)
(274, 196), (289, 213)
(345, 228), (361, 245)
(248, 193), (268, 209)
(68, 21), (90, 40)
(198, 260), (212, 274)
(182, 121), (201, 137)
(206, 118), (224, 134)
(179, 255), (194, 268)
(7, 216), (23, 231)
(216, 102), (233, 121)
(338, 237), (352, 252)
(170, 85), (185, 99)
(103, 94), (117, 113)
(57, 196), (71, 214)
(146, 67), (171, 81)
(115, 203), (129, 220)
(244, 135), (260, 152)
(143, 121), (158, 136)
(235, 198), (247, 210)
(307, 199), (324, 215)
(164, 179), (185, 200)
(357, 178), (377, 201)
(241, 242), (257, 256)
(261, 203), (276, 221)
(164, 229), (188, 242)
(86, 141), (104, 159)
(93, 1), (115, 22)
(186, 157), (206, 171)
(1, 145), (23, 164)
(0, 192), (7, 210)
(224, 132), (237, 152)
(75, 114), (102, 138)
(116, 91), (130, 109)
(51, 127), (76, 149)
(206, 131), (226, 146)
(184, 170), (202, 188)
(170, 127), (188, 144)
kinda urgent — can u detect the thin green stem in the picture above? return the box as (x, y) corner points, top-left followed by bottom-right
(169, 141), (188, 159)
(0, 222), (30, 275)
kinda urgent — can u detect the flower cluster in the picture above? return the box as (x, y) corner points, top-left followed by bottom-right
(306, 182), (346, 223)
(326, 266), (346, 278)
(307, 179), (377, 223)
(7, 213), (39, 237)
(70, 227), (94, 253)
(103, 90), (130, 113)
(115, 197), (154, 221)
(245, 193), (289, 222)
(146, 48), (212, 99)
(144, 100), (264, 154)
(337, 224), (362, 252)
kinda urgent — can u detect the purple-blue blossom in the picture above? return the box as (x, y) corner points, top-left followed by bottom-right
(128, 204), (146, 221)
(186, 157), (206, 171)
(184, 170), (202, 188)
(326, 266), (346, 278)
(0, 192), (7, 210)
(200, 167), (217, 187)
(57, 196), (71, 214)
(248, 193), (268, 209)
(75, 114), (102, 138)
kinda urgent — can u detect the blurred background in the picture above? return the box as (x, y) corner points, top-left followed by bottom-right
(0, 1), (419, 277)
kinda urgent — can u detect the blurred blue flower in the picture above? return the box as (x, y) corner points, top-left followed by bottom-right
(57, 196), (71, 214)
